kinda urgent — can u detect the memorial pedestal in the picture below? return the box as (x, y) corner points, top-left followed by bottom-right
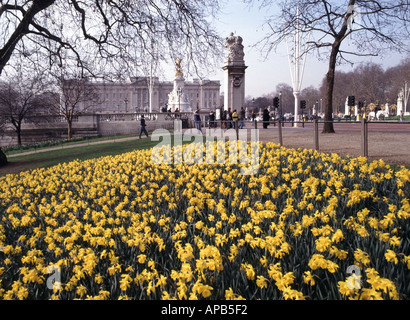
(168, 74), (191, 112)
(223, 33), (247, 112)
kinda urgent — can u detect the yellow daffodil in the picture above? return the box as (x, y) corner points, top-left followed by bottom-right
(0, 141), (408, 300)
(256, 276), (268, 289)
(385, 250), (398, 264)
(241, 263), (255, 280)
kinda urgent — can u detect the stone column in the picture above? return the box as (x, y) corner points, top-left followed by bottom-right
(344, 97), (350, 116)
(222, 33), (247, 111)
(397, 89), (404, 116)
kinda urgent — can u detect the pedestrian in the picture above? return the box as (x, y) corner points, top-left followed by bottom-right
(209, 110), (215, 128)
(239, 107), (245, 129)
(194, 109), (202, 132)
(139, 115), (149, 139)
(222, 110), (227, 129)
(226, 108), (233, 129)
(263, 106), (270, 129)
(251, 110), (256, 124)
(232, 109), (239, 128)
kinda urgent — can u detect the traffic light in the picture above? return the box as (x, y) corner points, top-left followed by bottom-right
(273, 97), (279, 108)
(348, 96), (355, 106)
(300, 100), (306, 109)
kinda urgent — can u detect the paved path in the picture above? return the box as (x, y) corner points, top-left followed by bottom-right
(6, 135), (144, 158)
(254, 122), (410, 166)
(5, 121), (410, 166)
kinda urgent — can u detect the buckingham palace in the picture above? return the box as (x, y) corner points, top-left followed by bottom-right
(78, 76), (221, 114)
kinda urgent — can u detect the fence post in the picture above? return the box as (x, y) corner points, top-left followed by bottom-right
(235, 120), (239, 139)
(278, 120), (283, 146)
(361, 118), (368, 157)
(314, 119), (319, 151)
(254, 120), (257, 129)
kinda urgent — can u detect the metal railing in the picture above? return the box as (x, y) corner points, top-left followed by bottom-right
(13, 113), (410, 159)
(251, 118), (410, 158)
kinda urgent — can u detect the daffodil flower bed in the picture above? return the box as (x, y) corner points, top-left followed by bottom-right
(0, 141), (409, 300)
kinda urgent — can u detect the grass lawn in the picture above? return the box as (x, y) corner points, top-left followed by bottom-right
(3, 134), (137, 156)
(0, 137), (158, 177)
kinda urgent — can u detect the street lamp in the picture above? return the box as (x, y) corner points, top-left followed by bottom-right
(279, 90), (283, 117)
(320, 99), (323, 114)
(124, 98), (128, 113)
(177, 87), (182, 112)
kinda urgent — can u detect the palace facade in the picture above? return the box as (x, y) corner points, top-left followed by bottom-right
(78, 77), (221, 114)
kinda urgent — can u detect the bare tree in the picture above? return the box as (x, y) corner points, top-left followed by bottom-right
(253, 96), (272, 111)
(318, 59), (409, 114)
(385, 56), (410, 104)
(51, 73), (102, 139)
(0, 0), (223, 79)
(319, 68), (367, 115)
(275, 83), (294, 114)
(0, 72), (45, 145)
(353, 62), (388, 103)
(251, 0), (410, 133)
(301, 85), (321, 115)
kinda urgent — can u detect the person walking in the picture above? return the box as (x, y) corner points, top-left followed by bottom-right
(263, 106), (270, 129)
(227, 108), (233, 129)
(239, 107), (246, 129)
(222, 109), (227, 129)
(232, 109), (239, 128)
(251, 110), (256, 124)
(139, 115), (149, 139)
(209, 110), (215, 128)
(194, 109), (202, 132)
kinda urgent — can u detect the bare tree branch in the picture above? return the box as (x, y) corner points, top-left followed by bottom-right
(251, 0), (410, 133)
(0, 0), (55, 73)
(0, 0), (224, 78)
(0, 62), (48, 145)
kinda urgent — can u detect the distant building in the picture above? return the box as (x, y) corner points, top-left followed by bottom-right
(73, 77), (221, 113)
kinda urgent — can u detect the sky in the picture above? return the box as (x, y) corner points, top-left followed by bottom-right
(201, 0), (407, 98)
(208, 0), (298, 97)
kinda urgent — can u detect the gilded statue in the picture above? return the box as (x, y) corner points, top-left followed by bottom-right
(175, 58), (183, 77)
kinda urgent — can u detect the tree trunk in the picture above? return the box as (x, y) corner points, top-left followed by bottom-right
(0, 148), (7, 167)
(322, 45), (338, 134)
(67, 120), (72, 140)
(16, 123), (22, 146)
(322, 0), (355, 133)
